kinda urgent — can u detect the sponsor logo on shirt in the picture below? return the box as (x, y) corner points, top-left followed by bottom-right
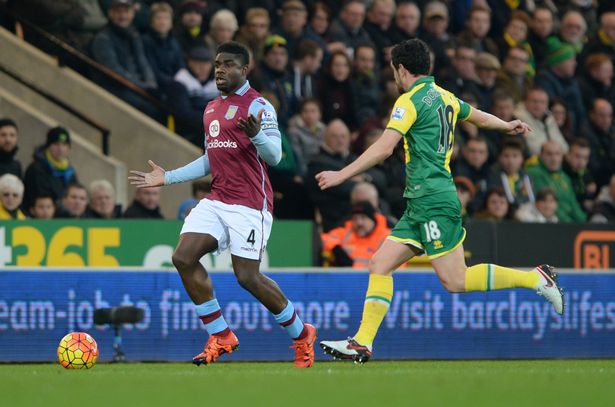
(209, 119), (220, 137)
(241, 246), (259, 253)
(225, 105), (238, 120)
(208, 139), (238, 149)
(392, 107), (406, 120)
(206, 108), (215, 114)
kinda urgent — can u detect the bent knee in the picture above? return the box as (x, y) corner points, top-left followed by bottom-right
(439, 273), (466, 293)
(172, 251), (198, 271)
(235, 272), (259, 290)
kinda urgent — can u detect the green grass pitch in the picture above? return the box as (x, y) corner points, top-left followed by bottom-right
(1, 360), (614, 407)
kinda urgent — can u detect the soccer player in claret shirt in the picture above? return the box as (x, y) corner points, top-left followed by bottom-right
(129, 42), (316, 368)
(317, 39), (564, 364)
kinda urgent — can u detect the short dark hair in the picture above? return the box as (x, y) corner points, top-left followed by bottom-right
(569, 137), (590, 149)
(216, 41), (250, 66)
(295, 39), (320, 60)
(32, 194), (56, 206)
(0, 118), (17, 130)
(391, 39), (430, 76)
(298, 97), (322, 113)
(64, 182), (86, 197)
(536, 187), (556, 202)
(500, 137), (524, 154)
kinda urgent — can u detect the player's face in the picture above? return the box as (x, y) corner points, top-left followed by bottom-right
(214, 53), (248, 94)
(391, 62), (405, 94)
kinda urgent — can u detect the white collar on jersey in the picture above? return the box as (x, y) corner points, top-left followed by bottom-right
(221, 80), (250, 99)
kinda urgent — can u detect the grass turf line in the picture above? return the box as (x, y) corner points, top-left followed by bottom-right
(1, 360), (614, 407)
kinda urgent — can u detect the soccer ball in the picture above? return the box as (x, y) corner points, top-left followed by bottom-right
(57, 332), (99, 369)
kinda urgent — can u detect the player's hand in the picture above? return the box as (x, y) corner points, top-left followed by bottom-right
(128, 160), (165, 188)
(237, 109), (264, 138)
(315, 170), (345, 190)
(506, 119), (532, 136)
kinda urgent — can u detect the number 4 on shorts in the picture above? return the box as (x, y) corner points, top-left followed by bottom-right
(247, 229), (256, 245)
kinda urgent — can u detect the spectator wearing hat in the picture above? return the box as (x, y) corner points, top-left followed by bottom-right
(174, 0), (207, 53)
(362, 0), (396, 65)
(168, 46), (218, 145)
(328, 0), (374, 56)
(235, 8), (271, 65)
(273, 0), (325, 59)
(320, 201), (390, 268)
(474, 52), (500, 111)
(513, 87), (567, 157)
(253, 35), (296, 126)
(0, 174), (26, 220)
(0, 118), (22, 179)
(204, 9), (238, 58)
(418, 1), (454, 76)
(142, 2), (185, 90)
(535, 37), (586, 133)
(23, 127), (79, 211)
(456, 5), (499, 57)
(91, 0), (159, 118)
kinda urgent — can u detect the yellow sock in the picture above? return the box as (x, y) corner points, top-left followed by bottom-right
(354, 274), (393, 346)
(465, 263), (539, 291)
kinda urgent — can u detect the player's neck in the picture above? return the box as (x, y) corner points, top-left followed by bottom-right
(221, 79), (248, 97)
(403, 74), (426, 91)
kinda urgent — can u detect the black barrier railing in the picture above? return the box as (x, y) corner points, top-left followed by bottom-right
(0, 4), (172, 127)
(0, 64), (112, 155)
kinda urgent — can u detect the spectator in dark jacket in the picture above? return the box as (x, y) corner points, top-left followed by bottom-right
(362, 0), (395, 65)
(590, 175), (615, 223)
(582, 98), (615, 189)
(91, 0), (158, 117)
(167, 46), (217, 145)
(307, 119), (357, 232)
(352, 44), (379, 126)
(527, 6), (554, 70)
(55, 182), (88, 218)
(453, 136), (491, 213)
(389, 1), (420, 44)
(563, 138), (597, 213)
(578, 53), (615, 109)
(174, 0), (207, 54)
(328, 0), (374, 54)
(123, 187), (164, 218)
(23, 127), (78, 210)
(272, 0), (325, 59)
(581, 11), (615, 65)
(535, 38), (586, 132)
(253, 35), (296, 126)
(318, 50), (359, 131)
(142, 2), (185, 90)
(456, 4), (499, 57)
(0, 118), (22, 179)
(85, 179), (122, 219)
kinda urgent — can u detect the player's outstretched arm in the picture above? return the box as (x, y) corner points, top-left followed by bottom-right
(129, 155), (211, 188)
(128, 160), (165, 188)
(316, 129), (402, 190)
(466, 107), (532, 136)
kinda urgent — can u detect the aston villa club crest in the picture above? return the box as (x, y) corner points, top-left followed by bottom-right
(225, 105), (238, 120)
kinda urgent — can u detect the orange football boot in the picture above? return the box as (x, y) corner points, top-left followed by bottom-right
(192, 331), (239, 366)
(290, 324), (317, 368)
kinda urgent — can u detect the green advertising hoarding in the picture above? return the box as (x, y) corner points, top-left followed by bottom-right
(0, 220), (313, 268)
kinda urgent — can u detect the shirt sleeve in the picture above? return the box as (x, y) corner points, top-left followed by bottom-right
(457, 97), (472, 121)
(164, 153), (211, 185)
(248, 98), (282, 166)
(385, 94), (417, 135)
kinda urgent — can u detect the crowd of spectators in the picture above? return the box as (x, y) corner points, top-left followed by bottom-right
(1, 0), (615, 236)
